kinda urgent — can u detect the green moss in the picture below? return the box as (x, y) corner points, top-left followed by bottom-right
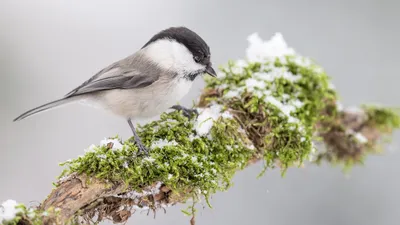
(363, 105), (400, 132)
(202, 55), (337, 173)
(60, 110), (254, 205)
(54, 51), (399, 220)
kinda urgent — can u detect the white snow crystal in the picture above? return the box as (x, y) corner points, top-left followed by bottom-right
(0, 200), (22, 222)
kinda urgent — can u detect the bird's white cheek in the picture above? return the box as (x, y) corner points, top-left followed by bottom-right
(143, 39), (204, 73)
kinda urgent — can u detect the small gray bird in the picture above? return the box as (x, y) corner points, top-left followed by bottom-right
(13, 26), (217, 154)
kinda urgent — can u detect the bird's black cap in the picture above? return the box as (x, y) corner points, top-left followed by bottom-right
(142, 27), (212, 67)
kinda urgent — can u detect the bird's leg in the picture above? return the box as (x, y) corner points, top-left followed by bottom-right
(127, 119), (149, 155)
(171, 105), (199, 119)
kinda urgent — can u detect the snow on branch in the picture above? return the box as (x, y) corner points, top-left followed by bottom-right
(1, 32), (399, 225)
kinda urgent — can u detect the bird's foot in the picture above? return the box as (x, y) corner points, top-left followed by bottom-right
(171, 105), (199, 119)
(127, 119), (149, 156)
(133, 139), (149, 156)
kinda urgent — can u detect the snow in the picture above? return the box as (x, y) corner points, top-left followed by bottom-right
(85, 138), (123, 153)
(194, 104), (223, 136)
(246, 32), (295, 62)
(143, 157), (156, 163)
(345, 106), (364, 114)
(346, 129), (368, 144)
(253, 67), (300, 83)
(100, 138), (123, 150)
(150, 139), (178, 149)
(245, 78), (266, 92)
(221, 111), (233, 119)
(230, 59), (249, 74)
(264, 96), (299, 123)
(0, 199), (22, 222)
(224, 89), (243, 98)
(354, 133), (368, 144)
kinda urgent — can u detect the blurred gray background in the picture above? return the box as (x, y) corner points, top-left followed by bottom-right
(1, 0), (400, 225)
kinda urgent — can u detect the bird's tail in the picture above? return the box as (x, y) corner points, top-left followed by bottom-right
(13, 97), (78, 122)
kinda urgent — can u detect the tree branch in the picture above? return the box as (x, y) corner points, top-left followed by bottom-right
(1, 32), (399, 225)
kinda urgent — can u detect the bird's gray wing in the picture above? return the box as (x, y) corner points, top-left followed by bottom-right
(64, 64), (118, 97)
(65, 69), (159, 97)
(65, 53), (161, 97)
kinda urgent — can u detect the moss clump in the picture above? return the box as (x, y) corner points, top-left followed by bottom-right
(60, 110), (254, 205)
(363, 105), (400, 133)
(200, 55), (337, 173)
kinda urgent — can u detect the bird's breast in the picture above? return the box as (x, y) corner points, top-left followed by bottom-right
(96, 77), (193, 119)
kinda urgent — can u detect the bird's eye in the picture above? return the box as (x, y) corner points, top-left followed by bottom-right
(194, 56), (201, 63)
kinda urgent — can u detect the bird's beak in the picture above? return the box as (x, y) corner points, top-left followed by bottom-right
(205, 64), (217, 77)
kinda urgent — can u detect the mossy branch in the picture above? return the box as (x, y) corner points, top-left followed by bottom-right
(2, 33), (400, 225)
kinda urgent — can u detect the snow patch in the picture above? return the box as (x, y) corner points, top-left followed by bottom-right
(246, 32), (295, 62)
(194, 104), (223, 136)
(151, 139), (178, 149)
(0, 200), (22, 222)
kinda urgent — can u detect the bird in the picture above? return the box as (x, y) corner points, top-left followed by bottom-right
(13, 26), (217, 154)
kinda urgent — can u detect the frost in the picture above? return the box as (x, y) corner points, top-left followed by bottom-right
(0, 199), (22, 222)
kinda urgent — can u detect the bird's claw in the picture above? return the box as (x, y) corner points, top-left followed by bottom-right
(130, 138), (149, 155)
(171, 105), (199, 119)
